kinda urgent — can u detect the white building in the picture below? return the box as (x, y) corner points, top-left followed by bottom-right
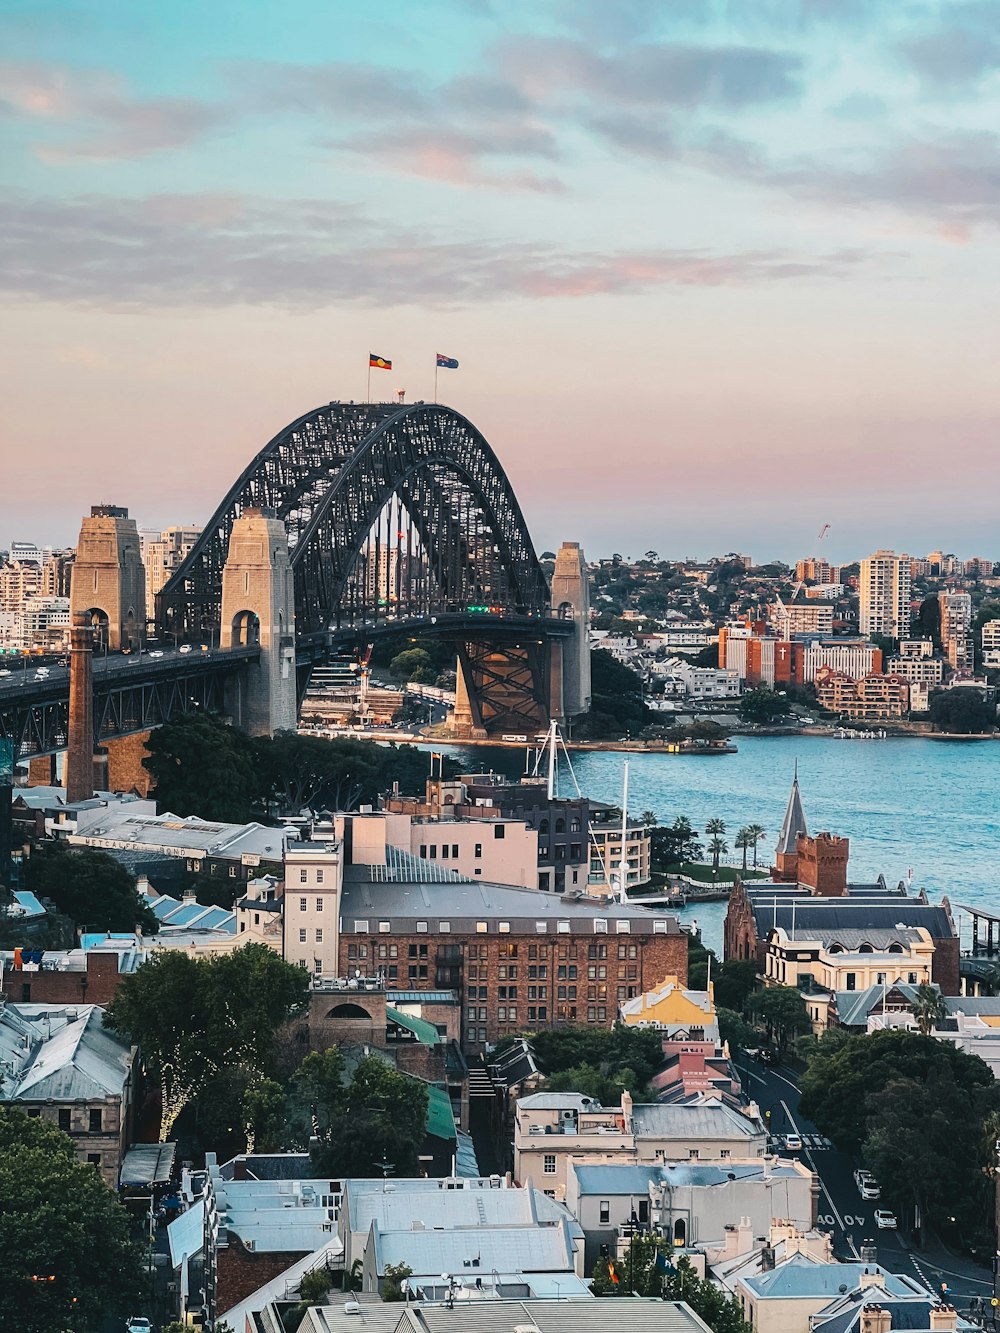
(20, 595), (70, 650)
(799, 640), (880, 683)
(884, 654), (945, 685)
(283, 841), (343, 975)
(659, 656), (741, 700)
(983, 619), (1000, 669)
(859, 550), (911, 640)
(939, 590), (973, 671)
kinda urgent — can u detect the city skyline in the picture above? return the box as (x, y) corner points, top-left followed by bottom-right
(3, 0), (999, 554)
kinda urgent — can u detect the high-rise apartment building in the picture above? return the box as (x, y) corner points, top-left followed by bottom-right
(140, 526), (203, 611)
(859, 551), (911, 641)
(795, 556), (839, 585)
(939, 590), (973, 671)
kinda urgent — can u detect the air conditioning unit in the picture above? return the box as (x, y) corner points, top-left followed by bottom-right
(528, 1125), (542, 1136)
(559, 1110), (576, 1123)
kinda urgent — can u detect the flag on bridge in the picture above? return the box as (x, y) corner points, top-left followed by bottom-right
(369, 353), (392, 370)
(436, 354), (459, 369)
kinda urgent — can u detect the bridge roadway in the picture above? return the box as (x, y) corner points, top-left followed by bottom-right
(0, 609), (573, 759)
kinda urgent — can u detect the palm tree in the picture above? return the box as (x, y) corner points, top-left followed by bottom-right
(735, 828), (751, 872)
(910, 983), (947, 1035)
(745, 824), (766, 869)
(708, 836), (728, 874)
(640, 810), (658, 827)
(705, 817), (726, 840)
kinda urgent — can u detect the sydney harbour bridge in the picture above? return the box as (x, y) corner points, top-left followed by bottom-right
(0, 401), (590, 795)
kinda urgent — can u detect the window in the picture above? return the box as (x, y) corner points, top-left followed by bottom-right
(439, 921), (451, 932)
(316, 898), (324, 911)
(299, 869), (308, 884)
(452, 844), (459, 858)
(89, 1109), (102, 1132)
(442, 844), (449, 860)
(316, 869), (324, 884)
(417, 920), (428, 934)
(908, 971), (918, 984)
(599, 1200), (610, 1224)
(20, 983), (30, 1001)
(87, 1153), (101, 1167)
(315, 929), (323, 943)
(846, 973), (857, 991)
(543, 1154), (557, 1174)
(299, 928), (307, 943)
(58, 1110), (71, 1132)
(299, 897), (307, 911)
(477, 921), (488, 934)
(379, 920), (391, 933)
(430, 845), (437, 859)
(420, 845), (427, 858)
(498, 1007), (506, 1022)
(494, 825), (505, 839)
(474, 843), (482, 858)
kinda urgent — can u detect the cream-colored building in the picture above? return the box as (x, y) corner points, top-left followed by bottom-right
(763, 924), (934, 1033)
(337, 809), (539, 888)
(514, 1090), (766, 1202)
(859, 550), (911, 640)
(588, 811), (652, 895)
(283, 841), (342, 975)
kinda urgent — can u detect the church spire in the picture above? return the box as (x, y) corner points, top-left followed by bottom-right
(776, 769), (807, 858)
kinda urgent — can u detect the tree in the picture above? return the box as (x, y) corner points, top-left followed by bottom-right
(929, 688), (995, 734)
(106, 945), (308, 1141)
(389, 648), (434, 683)
(687, 933), (716, 989)
(256, 731), (379, 812)
(0, 1108), (144, 1332)
(382, 1263), (413, 1302)
(592, 1244), (750, 1330)
(745, 824), (766, 869)
(749, 986), (810, 1056)
(574, 650), (649, 740)
(650, 816), (702, 869)
(910, 983), (947, 1036)
(739, 687), (786, 724)
(24, 842), (159, 934)
(243, 1077), (287, 1152)
(707, 835), (728, 873)
(640, 810), (658, 827)
(718, 1007), (759, 1053)
(299, 1269), (334, 1304)
(735, 827), (751, 871)
(912, 595), (942, 646)
(713, 960), (759, 1014)
(546, 1062), (644, 1105)
(144, 711), (260, 821)
(705, 817), (726, 840)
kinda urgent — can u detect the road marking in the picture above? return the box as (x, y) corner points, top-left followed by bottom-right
(783, 1098), (860, 1260)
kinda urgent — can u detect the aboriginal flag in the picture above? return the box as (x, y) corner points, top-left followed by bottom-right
(436, 354), (459, 369)
(370, 353), (392, 370)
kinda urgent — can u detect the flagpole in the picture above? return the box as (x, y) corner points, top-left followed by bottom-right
(367, 359), (371, 404)
(434, 359), (439, 404)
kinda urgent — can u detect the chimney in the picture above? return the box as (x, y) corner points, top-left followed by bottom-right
(760, 1244), (776, 1272)
(737, 1216), (753, 1255)
(859, 1267), (883, 1291)
(860, 1305), (891, 1333)
(620, 1088), (633, 1130)
(929, 1304), (958, 1331)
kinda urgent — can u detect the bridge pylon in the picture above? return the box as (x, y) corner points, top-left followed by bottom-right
(548, 541), (591, 726)
(69, 506), (146, 652)
(219, 510), (297, 736)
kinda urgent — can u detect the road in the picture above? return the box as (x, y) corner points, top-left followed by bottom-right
(737, 1054), (997, 1311)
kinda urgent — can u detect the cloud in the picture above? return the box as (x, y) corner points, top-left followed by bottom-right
(0, 191), (879, 311)
(498, 37), (803, 107)
(336, 122), (562, 191)
(0, 60), (225, 159)
(896, 2), (1000, 89)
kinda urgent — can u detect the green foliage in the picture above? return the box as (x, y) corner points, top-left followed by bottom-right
(574, 650), (650, 740)
(739, 686), (786, 724)
(748, 986), (810, 1055)
(910, 983), (947, 1035)
(24, 841), (159, 935)
(144, 713), (454, 818)
(650, 815), (702, 868)
(525, 1024), (664, 1101)
(718, 1007), (758, 1053)
(713, 960), (760, 1014)
(389, 648), (434, 682)
(300, 1051), (430, 1178)
(382, 1262), (413, 1301)
(687, 933), (716, 990)
(0, 1107), (143, 1332)
(929, 687), (996, 734)
(299, 1268), (334, 1303)
(912, 595), (942, 645)
(144, 711), (260, 821)
(106, 944), (308, 1141)
(244, 1077), (287, 1152)
(800, 1027), (1000, 1241)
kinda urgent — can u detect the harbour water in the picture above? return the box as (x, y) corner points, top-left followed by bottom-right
(430, 736), (1000, 956)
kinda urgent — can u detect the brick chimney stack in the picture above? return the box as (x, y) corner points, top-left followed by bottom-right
(66, 612), (95, 804)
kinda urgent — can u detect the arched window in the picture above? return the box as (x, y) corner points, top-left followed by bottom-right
(887, 943), (904, 954)
(858, 943), (874, 954)
(326, 1003), (371, 1019)
(539, 819), (550, 835)
(673, 1218), (686, 1246)
(555, 818), (566, 834)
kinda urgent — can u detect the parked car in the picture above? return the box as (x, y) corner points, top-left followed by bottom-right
(783, 1134), (803, 1153)
(125, 1319), (152, 1333)
(875, 1209), (897, 1230)
(855, 1169), (881, 1200)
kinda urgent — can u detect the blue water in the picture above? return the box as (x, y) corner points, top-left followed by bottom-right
(430, 737), (1000, 956)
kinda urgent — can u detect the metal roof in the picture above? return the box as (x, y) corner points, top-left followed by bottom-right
(305, 1299), (715, 1332)
(386, 1006), (443, 1047)
(371, 1221), (575, 1278)
(741, 1260), (923, 1300)
(0, 1003), (133, 1103)
(775, 773), (808, 856)
(425, 1082), (457, 1142)
(120, 1141), (177, 1187)
(630, 1101), (764, 1141)
(750, 900), (954, 938)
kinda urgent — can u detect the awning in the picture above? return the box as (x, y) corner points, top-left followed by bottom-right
(167, 1200), (206, 1268)
(425, 1083), (457, 1143)
(119, 1141), (177, 1187)
(386, 1005), (443, 1045)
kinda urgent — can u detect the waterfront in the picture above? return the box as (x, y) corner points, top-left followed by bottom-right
(428, 735), (1000, 956)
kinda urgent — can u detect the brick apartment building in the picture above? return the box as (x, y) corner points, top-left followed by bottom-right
(814, 666), (910, 720)
(337, 869), (686, 1052)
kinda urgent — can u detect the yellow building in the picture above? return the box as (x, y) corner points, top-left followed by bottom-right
(619, 975), (718, 1039)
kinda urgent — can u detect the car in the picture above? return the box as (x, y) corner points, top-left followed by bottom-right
(148, 651), (163, 658)
(125, 1319), (152, 1333)
(783, 1134), (803, 1153)
(178, 645), (192, 654)
(855, 1170), (881, 1200)
(875, 1209), (897, 1230)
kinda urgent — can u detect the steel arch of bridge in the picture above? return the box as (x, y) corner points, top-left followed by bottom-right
(157, 402), (550, 645)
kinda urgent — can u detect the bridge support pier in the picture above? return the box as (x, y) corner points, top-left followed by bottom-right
(66, 611), (97, 804)
(219, 510), (297, 736)
(549, 542), (591, 726)
(451, 641), (549, 739)
(69, 506), (146, 652)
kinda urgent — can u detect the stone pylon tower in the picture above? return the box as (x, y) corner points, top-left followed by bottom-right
(219, 509), (297, 736)
(549, 541), (591, 724)
(69, 506), (146, 651)
(66, 611), (96, 803)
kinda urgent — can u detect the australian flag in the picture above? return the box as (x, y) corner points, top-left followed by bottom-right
(436, 354), (459, 369)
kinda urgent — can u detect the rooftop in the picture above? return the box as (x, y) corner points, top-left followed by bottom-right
(741, 1258), (924, 1300)
(304, 1299), (714, 1333)
(0, 1003), (133, 1103)
(631, 1100), (764, 1141)
(71, 809), (286, 859)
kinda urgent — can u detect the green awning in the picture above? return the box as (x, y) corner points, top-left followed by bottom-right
(386, 1005), (443, 1046)
(425, 1082), (457, 1143)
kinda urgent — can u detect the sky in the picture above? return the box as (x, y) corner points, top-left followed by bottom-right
(1, 0), (999, 564)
